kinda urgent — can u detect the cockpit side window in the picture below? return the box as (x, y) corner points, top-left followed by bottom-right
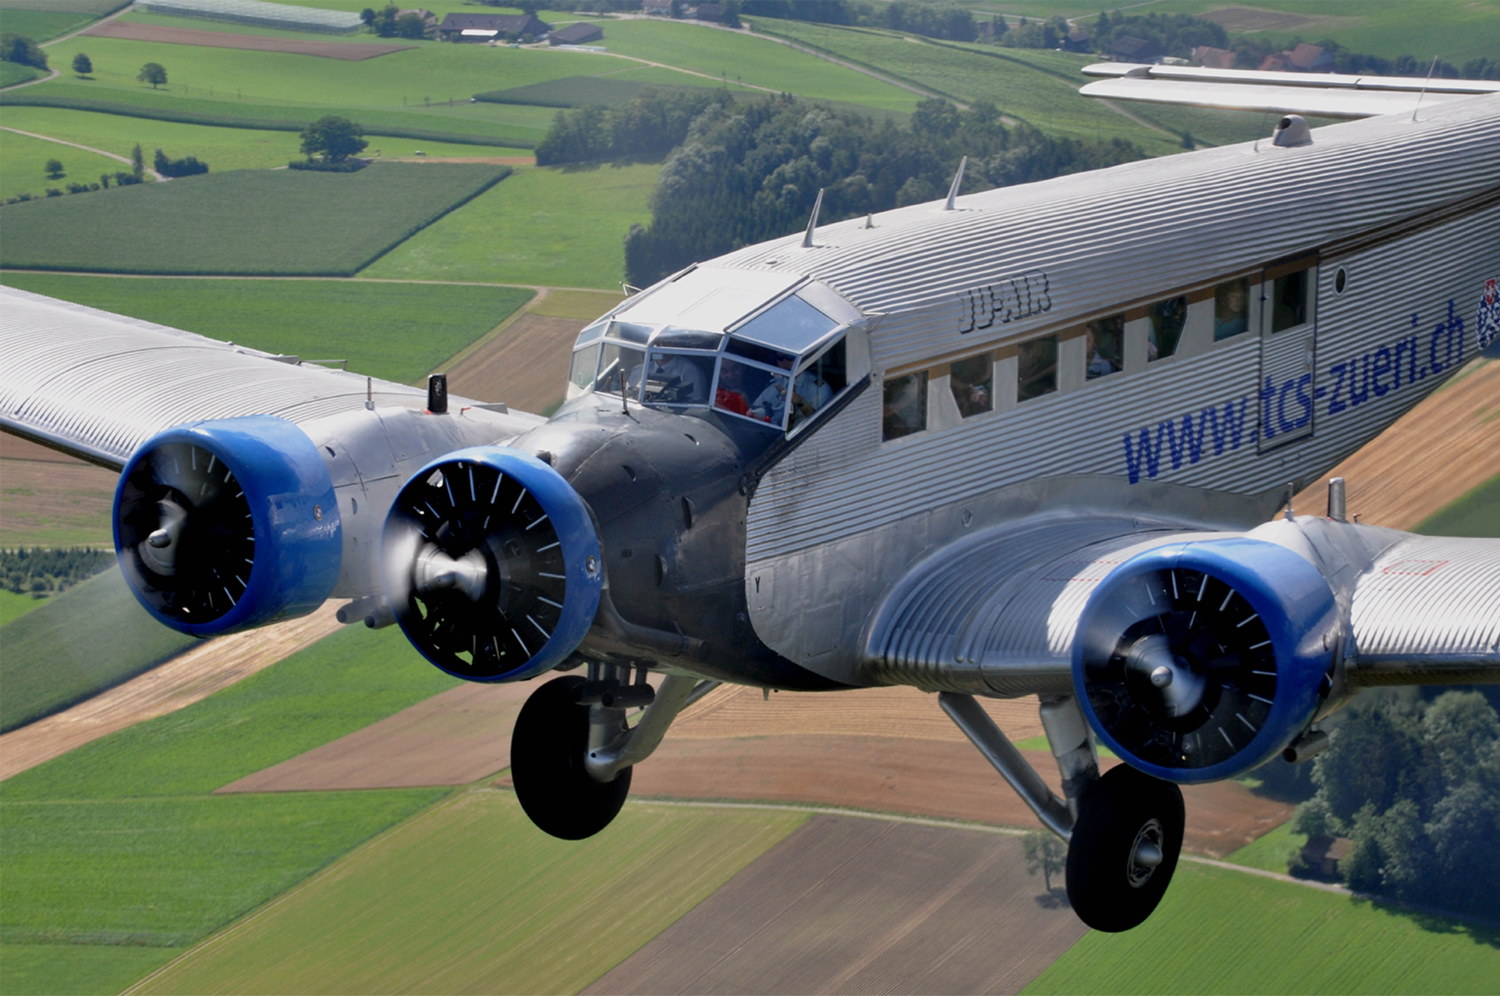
(595, 341), (646, 397)
(640, 349), (714, 406)
(788, 338), (847, 431)
(569, 343), (600, 391)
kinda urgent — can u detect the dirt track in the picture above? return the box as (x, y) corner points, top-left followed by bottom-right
(445, 313), (584, 414)
(585, 814), (1088, 996)
(1292, 358), (1499, 529)
(0, 602), (342, 781)
(80, 22), (414, 60)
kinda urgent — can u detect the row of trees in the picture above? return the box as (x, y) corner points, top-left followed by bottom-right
(535, 88), (732, 166)
(1, 547), (114, 597)
(1290, 691), (1500, 915)
(588, 92), (1142, 285)
(360, 5), (429, 39)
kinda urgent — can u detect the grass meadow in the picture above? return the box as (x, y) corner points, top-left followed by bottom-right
(0, 62), (44, 88)
(0, 106), (531, 175)
(362, 162), (658, 289)
(1225, 819), (1305, 874)
(0, 274), (533, 384)
(0, 0), (126, 43)
(0, 588), (43, 626)
(0, 127), (134, 201)
(1418, 473), (1500, 538)
(0, 568), (197, 733)
(1023, 861), (1500, 994)
(0, 623), (465, 993)
(0, 163), (509, 275)
(135, 791), (806, 995)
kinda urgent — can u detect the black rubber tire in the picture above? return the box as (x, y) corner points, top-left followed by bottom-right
(511, 675), (632, 840)
(1065, 764), (1185, 932)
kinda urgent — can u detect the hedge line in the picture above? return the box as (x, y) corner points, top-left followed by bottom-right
(0, 92), (539, 149)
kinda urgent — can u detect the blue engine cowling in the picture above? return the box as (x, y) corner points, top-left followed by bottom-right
(381, 447), (602, 682)
(114, 416), (342, 637)
(1072, 538), (1338, 784)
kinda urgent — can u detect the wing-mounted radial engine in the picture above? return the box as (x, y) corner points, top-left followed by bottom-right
(114, 416), (343, 637)
(1073, 537), (1339, 783)
(381, 447), (603, 682)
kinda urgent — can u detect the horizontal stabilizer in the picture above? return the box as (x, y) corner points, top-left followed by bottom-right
(1079, 63), (1500, 119)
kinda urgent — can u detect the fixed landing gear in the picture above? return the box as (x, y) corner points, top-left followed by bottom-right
(511, 675), (631, 840)
(1065, 763), (1184, 932)
(511, 667), (715, 841)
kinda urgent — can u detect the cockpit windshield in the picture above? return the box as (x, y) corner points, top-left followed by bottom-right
(565, 268), (862, 435)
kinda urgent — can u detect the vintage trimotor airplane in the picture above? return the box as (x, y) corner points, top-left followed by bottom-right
(3, 66), (1498, 932)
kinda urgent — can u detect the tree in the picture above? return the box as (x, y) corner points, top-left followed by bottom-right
(360, 7), (377, 26)
(395, 12), (427, 39)
(0, 33), (47, 70)
(44, 158), (64, 180)
(131, 143), (144, 180)
(300, 115), (368, 163)
(722, 1), (742, 28)
(72, 52), (92, 76)
(137, 62), (167, 88)
(1023, 830), (1067, 893)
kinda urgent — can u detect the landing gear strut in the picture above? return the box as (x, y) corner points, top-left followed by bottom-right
(1065, 763), (1184, 932)
(511, 666), (714, 841)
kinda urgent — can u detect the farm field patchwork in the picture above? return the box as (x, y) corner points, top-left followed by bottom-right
(134, 791), (806, 996)
(1021, 861), (1500, 994)
(0, 127), (136, 201)
(362, 161), (658, 289)
(0, 163), (510, 275)
(0, 273), (533, 384)
(0, 568), (197, 734)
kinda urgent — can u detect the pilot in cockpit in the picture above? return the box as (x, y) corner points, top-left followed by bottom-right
(630, 352), (708, 404)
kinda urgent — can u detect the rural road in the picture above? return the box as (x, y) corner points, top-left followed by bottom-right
(0, 125), (168, 180)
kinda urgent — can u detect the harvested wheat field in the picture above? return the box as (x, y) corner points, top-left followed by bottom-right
(585, 813), (1088, 996)
(81, 22), (415, 60)
(1292, 358), (1499, 529)
(445, 313), (584, 414)
(0, 434), (116, 546)
(0, 602), (341, 781)
(216, 680), (534, 792)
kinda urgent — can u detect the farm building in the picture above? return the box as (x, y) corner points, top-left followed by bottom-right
(695, 3), (725, 21)
(1194, 45), (1237, 70)
(549, 22), (604, 46)
(1108, 35), (1163, 63)
(137, 0), (361, 33)
(437, 12), (552, 42)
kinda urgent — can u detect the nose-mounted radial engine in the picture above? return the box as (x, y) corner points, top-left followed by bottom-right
(381, 447), (602, 682)
(114, 417), (342, 636)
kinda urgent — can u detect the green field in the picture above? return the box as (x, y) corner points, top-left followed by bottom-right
(0, 588), (43, 626)
(476, 73), (711, 109)
(1418, 473), (1500, 538)
(0, 274), (533, 384)
(0, 106), (531, 174)
(0, 61), (44, 88)
(0, 126), (132, 200)
(0, 623), (459, 801)
(1224, 820), (1306, 874)
(0, 568), (197, 733)
(1, 942), (178, 996)
(0, 162), (509, 275)
(1023, 861), (1500, 994)
(137, 791), (805, 995)
(0, 0), (126, 44)
(363, 161), (658, 289)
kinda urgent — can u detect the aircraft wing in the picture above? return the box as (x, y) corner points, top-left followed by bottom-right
(865, 514), (1499, 700)
(0, 286), (529, 470)
(1079, 63), (1500, 119)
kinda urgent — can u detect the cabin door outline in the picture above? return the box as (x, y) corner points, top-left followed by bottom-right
(1256, 254), (1319, 453)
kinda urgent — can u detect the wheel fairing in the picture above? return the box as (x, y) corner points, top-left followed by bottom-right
(1072, 537), (1337, 784)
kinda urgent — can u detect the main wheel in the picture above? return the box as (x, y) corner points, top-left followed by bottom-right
(1065, 763), (1184, 932)
(511, 675), (631, 840)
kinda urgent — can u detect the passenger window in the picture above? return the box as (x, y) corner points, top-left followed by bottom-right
(595, 342), (645, 397)
(640, 350), (714, 406)
(1213, 278), (1250, 340)
(1085, 316), (1123, 379)
(788, 338), (847, 431)
(1148, 297), (1186, 361)
(569, 344), (600, 390)
(716, 357), (791, 427)
(1271, 269), (1309, 332)
(949, 353), (992, 417)
(882, 371), (927, 440)
(1018, 335), (1058, 400)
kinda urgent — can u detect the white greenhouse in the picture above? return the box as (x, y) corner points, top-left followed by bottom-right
(137, 0), (363, 34)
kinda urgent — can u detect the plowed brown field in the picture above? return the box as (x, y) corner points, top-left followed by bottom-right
(444, 313), (584, 414)
(80, 22), (414, 60)
(585, 814), (1090, 996)
(0, 435), (116, 546)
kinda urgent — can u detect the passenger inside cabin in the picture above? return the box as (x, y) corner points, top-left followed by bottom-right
(1148, 296), (1187, 360)
(1214, 278), (1250, 340)
(949, 353), (992, 417)
(1085, 315), (1123, 379)
(882, 371), (927, 440)
(749, 354), (796, 425)
(714, 360), (750, 416)
(1018, 335), (1058, 401)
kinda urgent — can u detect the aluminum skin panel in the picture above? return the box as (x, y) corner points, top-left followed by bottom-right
(1350, 536), (1500, 683)
(1078, 79), (1473, 119)
(0, 287), (543, 468)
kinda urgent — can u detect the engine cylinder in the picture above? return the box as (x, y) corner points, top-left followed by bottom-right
(1072, 537), (1337, 783)
(382, 447), (602, 682)
(113, 417), (342, 637)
